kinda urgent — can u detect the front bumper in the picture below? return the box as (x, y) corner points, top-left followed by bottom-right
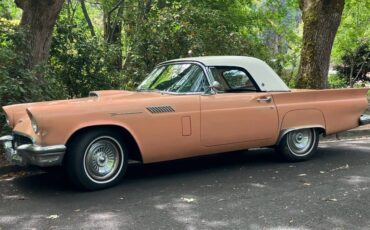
(0, 135), (66, 167)
(360, 114), (370, 126)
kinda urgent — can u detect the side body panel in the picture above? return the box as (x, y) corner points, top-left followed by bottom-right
(200, 93), (279, 147)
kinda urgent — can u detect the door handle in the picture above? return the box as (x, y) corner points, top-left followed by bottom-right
(257, 96), (272, 103)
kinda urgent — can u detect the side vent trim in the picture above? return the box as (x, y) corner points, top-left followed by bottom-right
(147, 106), (175, 114)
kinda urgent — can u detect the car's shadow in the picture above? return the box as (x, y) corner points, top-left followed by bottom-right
(10, 145), (368, 193)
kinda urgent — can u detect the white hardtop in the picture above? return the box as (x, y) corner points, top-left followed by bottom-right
(161, 56), (290, 92)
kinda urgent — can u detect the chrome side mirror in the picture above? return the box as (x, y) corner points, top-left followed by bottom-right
(204, 81), (222, 95)
(211, 81), (222, 91)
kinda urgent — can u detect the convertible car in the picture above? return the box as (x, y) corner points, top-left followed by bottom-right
(1, 56), (369, 190)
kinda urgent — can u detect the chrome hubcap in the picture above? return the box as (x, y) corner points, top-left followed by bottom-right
(84, 137), (122, 181)
(287, 129), (314, 155)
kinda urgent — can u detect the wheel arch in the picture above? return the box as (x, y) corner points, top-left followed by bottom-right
(277, 126), (325, 145)
(277, 109), (326, 144)
(65, 125), (143, 163)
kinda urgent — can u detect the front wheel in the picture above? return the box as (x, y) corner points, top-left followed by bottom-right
(65, 130), (128, 190)
(276, 128), (319, 162)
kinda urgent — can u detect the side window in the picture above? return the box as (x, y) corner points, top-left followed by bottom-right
(210, 67), (258, 92)
(174, 66), (209, 93)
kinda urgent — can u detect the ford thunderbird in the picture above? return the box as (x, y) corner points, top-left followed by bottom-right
(1, 56), (369, 190)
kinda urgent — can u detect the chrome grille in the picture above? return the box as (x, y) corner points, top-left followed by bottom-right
(13, 133), (33, 147)
(146, 106), (175, 114)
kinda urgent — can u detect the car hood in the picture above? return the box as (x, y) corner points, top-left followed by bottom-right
(3, 90), (161, 128)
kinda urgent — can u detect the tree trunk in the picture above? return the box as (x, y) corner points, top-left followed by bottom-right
(15, 0), (64, 70)
(296, 0), (345, 89)
(103, 1), (124, 70)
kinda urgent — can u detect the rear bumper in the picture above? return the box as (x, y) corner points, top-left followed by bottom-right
(360, 114), (370, 126)
(0, 135), (66, 167)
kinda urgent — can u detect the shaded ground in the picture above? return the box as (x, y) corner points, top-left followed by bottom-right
(0, 151), (7, 168)
(0, 139), (370, 229)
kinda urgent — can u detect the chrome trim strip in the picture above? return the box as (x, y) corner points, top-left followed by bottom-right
(110, 112), (143, 116)
(277, 126), (325, 144)
(360, 114), (370, 126)
(17, 144), (66, 154)
(0, 135), (13, 142)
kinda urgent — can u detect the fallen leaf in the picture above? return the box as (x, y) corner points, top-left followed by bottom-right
(330, 164), (349, 172)
(181, 197), (196, 203)
(303, 183), (311, 186)
(249, 183), (266, 188)
(46, 215), (59, 220)
(74, 209), (80, 212)
(1, 194), (26, 200)
(297, 174), (307, 177)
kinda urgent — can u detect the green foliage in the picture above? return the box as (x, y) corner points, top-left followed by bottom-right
(328, 74), (347, 88)
(329, 0), (370, 88)
(334, 44), (370, 85)
(332, 0), (370, 63)
(0, 0), (368, 110)
(50, 20), (124, 97)
(0, 19), (65, 133)
(122, 0), (301, 88)
(0, 0), (20, 19)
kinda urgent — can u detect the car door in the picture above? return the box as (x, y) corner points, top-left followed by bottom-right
(200, 67), (279, 147)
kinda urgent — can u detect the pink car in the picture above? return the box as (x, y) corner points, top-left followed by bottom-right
(1, 56), (369, 190)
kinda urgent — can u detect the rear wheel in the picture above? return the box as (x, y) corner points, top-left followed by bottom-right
(276, 128), (319, 162)
(65, 129), (128, 190)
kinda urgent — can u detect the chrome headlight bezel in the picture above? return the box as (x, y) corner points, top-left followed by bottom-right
(31, 117), (39, 134)
(5, 115), (10, 126)
(4, 112), (12, 128)
(26, 109), (39, 134)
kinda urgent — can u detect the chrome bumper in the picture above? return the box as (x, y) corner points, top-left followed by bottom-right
(360, 114), (370, 126)
(0, 135), (66, 167)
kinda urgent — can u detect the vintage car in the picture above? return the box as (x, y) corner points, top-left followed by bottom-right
(1, 56), (369, 190)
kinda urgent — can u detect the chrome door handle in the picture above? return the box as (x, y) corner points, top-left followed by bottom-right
(257, 96), (272, 103)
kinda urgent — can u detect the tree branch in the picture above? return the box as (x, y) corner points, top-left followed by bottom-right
(353, 54), (369, 82)
(108, 0), (125, 16)
(79, 0), (95, 37)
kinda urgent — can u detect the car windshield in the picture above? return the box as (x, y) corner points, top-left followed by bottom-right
(137, 63), (209, 93)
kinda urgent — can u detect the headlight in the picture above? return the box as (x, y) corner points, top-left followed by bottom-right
(4, 112), (12, 128)
(26, 109), (39, 133)
(31, 117), (39, 133)
(5, 115), (10, 126)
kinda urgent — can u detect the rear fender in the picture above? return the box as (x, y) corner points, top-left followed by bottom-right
(277, 109), (326, 144)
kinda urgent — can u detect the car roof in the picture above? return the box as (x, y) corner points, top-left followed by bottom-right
(160, 56), (290, 92)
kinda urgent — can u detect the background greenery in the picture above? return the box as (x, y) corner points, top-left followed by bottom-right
(0, 0), (369, 132)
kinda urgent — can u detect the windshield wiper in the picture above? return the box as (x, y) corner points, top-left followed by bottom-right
(136, 89), (163, 93)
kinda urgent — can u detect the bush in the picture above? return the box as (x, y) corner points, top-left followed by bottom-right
(328, 74), (347, 88)
(49, 20), (124, 98)
(0, 19), (65, 134)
